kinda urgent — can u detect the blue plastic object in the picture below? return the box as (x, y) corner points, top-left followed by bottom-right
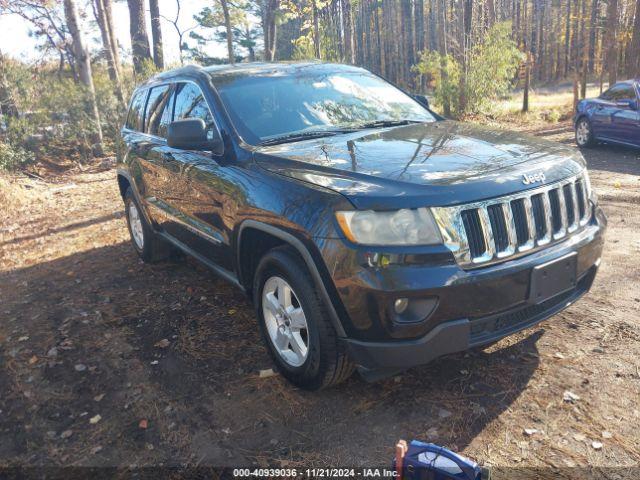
(394, 440), (486, 480)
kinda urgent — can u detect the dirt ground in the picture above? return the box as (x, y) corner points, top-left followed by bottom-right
(1, 122), (639, 478)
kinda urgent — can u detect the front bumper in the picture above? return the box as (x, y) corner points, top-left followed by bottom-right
(321, 206), (606, 371)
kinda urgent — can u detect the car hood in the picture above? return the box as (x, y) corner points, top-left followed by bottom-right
(254, 120), (586, 210)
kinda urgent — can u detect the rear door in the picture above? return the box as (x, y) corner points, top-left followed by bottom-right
(138, 84), (177, 230)
(121, 88), (150, 194)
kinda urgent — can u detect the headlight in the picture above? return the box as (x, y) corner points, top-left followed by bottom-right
(335, 208), (442, 245)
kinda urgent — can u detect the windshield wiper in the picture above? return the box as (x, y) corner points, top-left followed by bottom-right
(258, 129), (351, 146)
(351, 119), (423, 130)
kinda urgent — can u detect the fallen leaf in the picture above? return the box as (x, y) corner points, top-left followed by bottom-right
(554, 352), (565, 359)
(563, 391), (580, 402)
(139, 419), (148, 429)
(154, 339), (170, 348)
(259, 368), (275, 378)
(438, 408), (452, 419)
(573, 433), (586, 442)
(93, 394), (105, 402)
(28, 355), (38, 365)
(228, 309), (236, 315)
(89, 414), (101, 425)
(60, 430), (73, 439)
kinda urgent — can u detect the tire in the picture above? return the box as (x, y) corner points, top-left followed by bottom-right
(124, 187), (171, 263)
(575, 117), (595, 148)
(253, 246), (354, 390)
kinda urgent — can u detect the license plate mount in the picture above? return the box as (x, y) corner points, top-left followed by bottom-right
(529, 253), (578, 304)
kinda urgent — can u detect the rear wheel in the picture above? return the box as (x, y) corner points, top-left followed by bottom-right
(575, 117), (595, 148)
(124, 187), (171, 263)
(254, 246), (354, 390)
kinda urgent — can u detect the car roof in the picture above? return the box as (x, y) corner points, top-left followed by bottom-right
(613, 79), (640, 86)
(139, 61), (369, 88)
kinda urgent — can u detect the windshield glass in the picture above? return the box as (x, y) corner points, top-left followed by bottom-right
(211, 66), (436, 145)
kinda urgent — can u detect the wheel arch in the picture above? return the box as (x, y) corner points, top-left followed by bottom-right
(116, 169), (154, 226)
(117, 172), (131, 199)
(237, 220), (347, 338)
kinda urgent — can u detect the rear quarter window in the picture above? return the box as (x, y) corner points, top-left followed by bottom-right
(125, 90), (147, 131)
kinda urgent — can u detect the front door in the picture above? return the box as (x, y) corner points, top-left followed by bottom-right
(160, 81), (237, 272)
(594, 83), (640, 146)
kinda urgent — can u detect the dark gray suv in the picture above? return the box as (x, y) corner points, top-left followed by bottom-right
(118, 62), (606, 389)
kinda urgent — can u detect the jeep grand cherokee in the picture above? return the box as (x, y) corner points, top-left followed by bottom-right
(117, 62), (606, 390)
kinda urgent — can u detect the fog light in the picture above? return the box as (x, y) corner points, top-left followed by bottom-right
(394, 298), (409, 314)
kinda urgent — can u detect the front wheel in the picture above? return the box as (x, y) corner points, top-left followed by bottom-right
(575, 117), (595, 148)
(254, 246), (354, 390)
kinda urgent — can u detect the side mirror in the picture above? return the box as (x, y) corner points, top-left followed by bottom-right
(615, 99), (638, 110)
(167, 118), (223, 152)
(413, 94), (430, 109)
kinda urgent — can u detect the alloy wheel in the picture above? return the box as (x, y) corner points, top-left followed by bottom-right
(128, 202), (145, 250)
(262, 276), (309, 367)
(576, 120), (590, 146)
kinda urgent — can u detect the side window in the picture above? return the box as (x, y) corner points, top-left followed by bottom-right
(173, 83), (216, 140)
(603, 84), (636, 102)
(125, 90), (146, 131)
(144, 85), (173, 138)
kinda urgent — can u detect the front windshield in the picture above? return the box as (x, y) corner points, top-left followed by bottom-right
(212, 67), (436, 145)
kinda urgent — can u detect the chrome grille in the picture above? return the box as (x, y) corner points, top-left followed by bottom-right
(433, 172), (592, 268)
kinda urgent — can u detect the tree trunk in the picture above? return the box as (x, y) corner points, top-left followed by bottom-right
(523, 51), (531, 112)
(127, 0), (152, 74)
(581, 0), (590, 98)
(149, 0), (164, 69)
(63, 0), (104, 155)
(564, 0), (571, 78)
(588, 0), (599, 72)
(94, 0), (125, 107)
(604, 0), (618, 86)
(342, 0), (355, 63)
(103, 0), (121, 76)
(219, 0), (235, 64)
(312, 0), (321, 59)
(458, 0), (473, 114)
(262, 0), (279, 61)
(438, 0), (451, 117)
(627, 0), (640, 77)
